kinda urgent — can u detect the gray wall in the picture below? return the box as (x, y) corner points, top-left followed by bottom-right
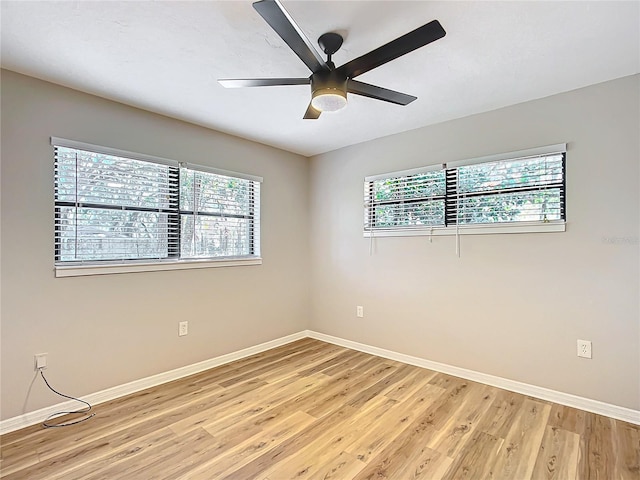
(309, 75), (640, 410)
(0, 70), (310, 420)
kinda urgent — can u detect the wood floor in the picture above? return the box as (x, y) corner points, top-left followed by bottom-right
(1, 338), (638, 479)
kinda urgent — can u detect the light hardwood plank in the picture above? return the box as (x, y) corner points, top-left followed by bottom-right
(306, 451), (367, 480)
(441, 431), (504, 479)
(612, 419), (640, 479)
(427, 382), (495, 458)
(531, 425), (580, 480)
(579, 413), (617, 480)
(491, 398), (552, 480)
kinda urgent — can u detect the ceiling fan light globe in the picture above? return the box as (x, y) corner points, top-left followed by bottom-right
(311, 88), (347, 112)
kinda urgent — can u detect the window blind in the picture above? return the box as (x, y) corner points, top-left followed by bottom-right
(53, 139), (262, 267)
(447, 153), (565, 225)
(179, 166), (260, 258)
(54, 146), (179, 262)
(364, 145), (566, 233)
(364, 168), (446, 230)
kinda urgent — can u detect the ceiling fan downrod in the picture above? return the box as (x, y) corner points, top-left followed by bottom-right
(317, 32), (343, 69)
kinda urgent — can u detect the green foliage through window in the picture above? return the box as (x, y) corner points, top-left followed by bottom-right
(54, 146), (260, 264)
(368, 170), (446, 228)
(365, 153), (565, 231)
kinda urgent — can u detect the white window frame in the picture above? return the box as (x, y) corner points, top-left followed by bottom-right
(52, 137), (262, 277)
(364, 144), (566, 238)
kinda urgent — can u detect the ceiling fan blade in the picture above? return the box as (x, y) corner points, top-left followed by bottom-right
(303, 103), (321, 119)
(347, 80), (416, 105)
(218, 78), (310, 88)
(253, 0), (328, 73)
(336, 20), (446, 79)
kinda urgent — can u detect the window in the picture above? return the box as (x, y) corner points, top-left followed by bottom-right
(179, 167), (259, 259)
(53, 138), (261, 276)
(365, 165), (446, 230)
(365, 144), (566, 236)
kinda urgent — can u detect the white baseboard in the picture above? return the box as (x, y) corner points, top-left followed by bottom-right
(3, 329), (637, 435)
(0, 331), (307, 435)
(306, 330), (640, 426)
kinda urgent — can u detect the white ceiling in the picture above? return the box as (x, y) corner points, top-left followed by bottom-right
(1, 1), (639, 157)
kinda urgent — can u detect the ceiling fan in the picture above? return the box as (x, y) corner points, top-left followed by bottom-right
(218, 0), (446, 119)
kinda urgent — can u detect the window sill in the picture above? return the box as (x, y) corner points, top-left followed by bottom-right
(363, 221), (566, 238)
(55, 257), (263, 278)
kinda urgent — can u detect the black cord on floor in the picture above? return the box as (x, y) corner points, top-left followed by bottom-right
(39, 370), (95, 428)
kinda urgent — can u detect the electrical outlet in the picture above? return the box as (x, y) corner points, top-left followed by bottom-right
(34, 353), (48, 371)
(179, 321), (188, 337)
(577, 339), (592, 359)
(356, 306), (364, 318)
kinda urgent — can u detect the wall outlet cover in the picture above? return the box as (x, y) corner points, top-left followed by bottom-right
(179, 321), (188, 337)
(34, 353), (48, 371)
(577, 339), (592, 359)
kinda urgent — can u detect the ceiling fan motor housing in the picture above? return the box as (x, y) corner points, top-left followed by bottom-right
(311, 70), (348, 112)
